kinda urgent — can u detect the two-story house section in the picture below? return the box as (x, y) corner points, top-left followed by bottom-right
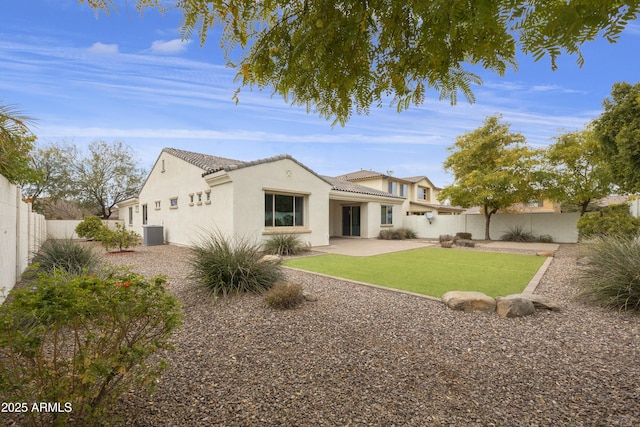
(335, 170), (464, 216)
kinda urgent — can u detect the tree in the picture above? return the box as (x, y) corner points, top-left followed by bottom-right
(542, 127), (614, 216)
(438, 115), (542, 240)
(21, 144), (74, 214)
(0, 102), (38, 184)
(594, 82), (640, 193)
(29, 141), (146, 219)
(68, 141), (146, 218)
(82, 0), (640, 125)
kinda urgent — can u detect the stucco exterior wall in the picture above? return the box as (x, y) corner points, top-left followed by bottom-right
(227, 158), (331, 247)
(123, 151), (235, 246)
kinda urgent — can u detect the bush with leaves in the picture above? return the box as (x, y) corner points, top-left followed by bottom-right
(0, 269), (182, 427)
(579, 236), (640, 311)
(98, 223), (142, 252)
(75, 215), (105, 240)
(500, 225), (536, 242)
(264, 282), (305, 309)
(577, 204), (640, 239)
(188, 231), (283, 297)
(29, 238), (100, 275)
(263, 233), (310, 256)
(378, 228), (417, 240)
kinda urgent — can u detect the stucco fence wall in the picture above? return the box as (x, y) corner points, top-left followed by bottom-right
(0, 174), (47, 302)
(47, 219), (124, 239)
(403, 212), (581, 243)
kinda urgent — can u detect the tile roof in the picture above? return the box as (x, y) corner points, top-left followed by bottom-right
(322, 176), (404, 199)
(334, 170), (387, 181)
(163, 148), (400, 199)
(163, 148), (245, 175)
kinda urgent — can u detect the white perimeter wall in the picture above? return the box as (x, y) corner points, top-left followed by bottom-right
(47, 219), (123, 239)
(0, 174), (47, 302)
(403, 212), (580, 243)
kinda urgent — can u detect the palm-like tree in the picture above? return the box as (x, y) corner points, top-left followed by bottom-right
(0, 101), (36, 183)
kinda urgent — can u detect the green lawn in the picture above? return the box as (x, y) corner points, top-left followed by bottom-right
(283, 247), (545, 298)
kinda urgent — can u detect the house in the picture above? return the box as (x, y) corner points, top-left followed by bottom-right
(118, 148), (405, 247)
(334, 170), (464, 216)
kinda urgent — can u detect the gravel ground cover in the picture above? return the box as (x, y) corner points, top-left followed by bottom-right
(10, 242), (640, 426)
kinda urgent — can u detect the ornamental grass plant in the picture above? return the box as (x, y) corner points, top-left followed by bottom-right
(263, 233), (310, 256)
(499, 225), (536, 242)
(579, 236), (640, 311)
(29, 238), (100, 275)
(188, 231), (283, 298)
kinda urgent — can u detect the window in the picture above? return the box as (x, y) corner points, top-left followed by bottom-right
(418, 187), (431, 201)
(205, 190), (211, 204)
(170, 197), (178, 208)
(197, 192), (202, 205)
(528, 200), (544, 208)
(142, 204), (148, 225)
(128, 207), (133, 225)
(154, 200), (161, 210)
(381, 205), (393, 225)
(189, 193), (194, 205)
(388, 181), (397, 195)
(265, 193), (304, 227)
(399, 184), (407, 197)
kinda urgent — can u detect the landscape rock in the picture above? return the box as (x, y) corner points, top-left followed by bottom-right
(441, 291), (496, 313)
(260, 254), (282, 264)
(303, 293), (318, 302)
(515, 293), (561, 311)
(495, 295), (536, 318)
(536, 250), (556, 257)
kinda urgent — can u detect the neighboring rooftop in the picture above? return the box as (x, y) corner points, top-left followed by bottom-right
(322, 176), (405, 199)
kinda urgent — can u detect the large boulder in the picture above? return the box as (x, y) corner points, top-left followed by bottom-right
(512, 293), (561, 311)
(442, 291), (496, 313)
(495, 295), (536, 318)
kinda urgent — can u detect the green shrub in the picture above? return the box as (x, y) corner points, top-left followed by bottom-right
(538, 234), (554, 243)
(378, 229), (394, 240)
(75, 216), (104, 240)
(378, 228), (417, 240)
(188, 231), (283, 297)
(30, 238), (100, 275)
(500, 225), (536, 242)
(264, 282), (305, 309)
(577, 204), (640, 239)
(397, 228), (417, 239)
(579, 236), (640, 311)
(0, 269), (182, 427)
(99, 223), (142, 252)
(263, 234), (310, 256)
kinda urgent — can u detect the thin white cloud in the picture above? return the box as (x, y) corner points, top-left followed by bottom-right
(149, 39), (191, 55)
(87, 42), (119, 54)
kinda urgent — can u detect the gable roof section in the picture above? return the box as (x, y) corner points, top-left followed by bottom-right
(322, 176), (404, 199)
(163, 148), (328, 182)
(335, 169), (387, 181)
(163, 148), (245, 175)
(401, 175), (442, 190)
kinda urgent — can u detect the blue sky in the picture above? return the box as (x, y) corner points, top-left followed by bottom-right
(2, 1), (639, 186)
